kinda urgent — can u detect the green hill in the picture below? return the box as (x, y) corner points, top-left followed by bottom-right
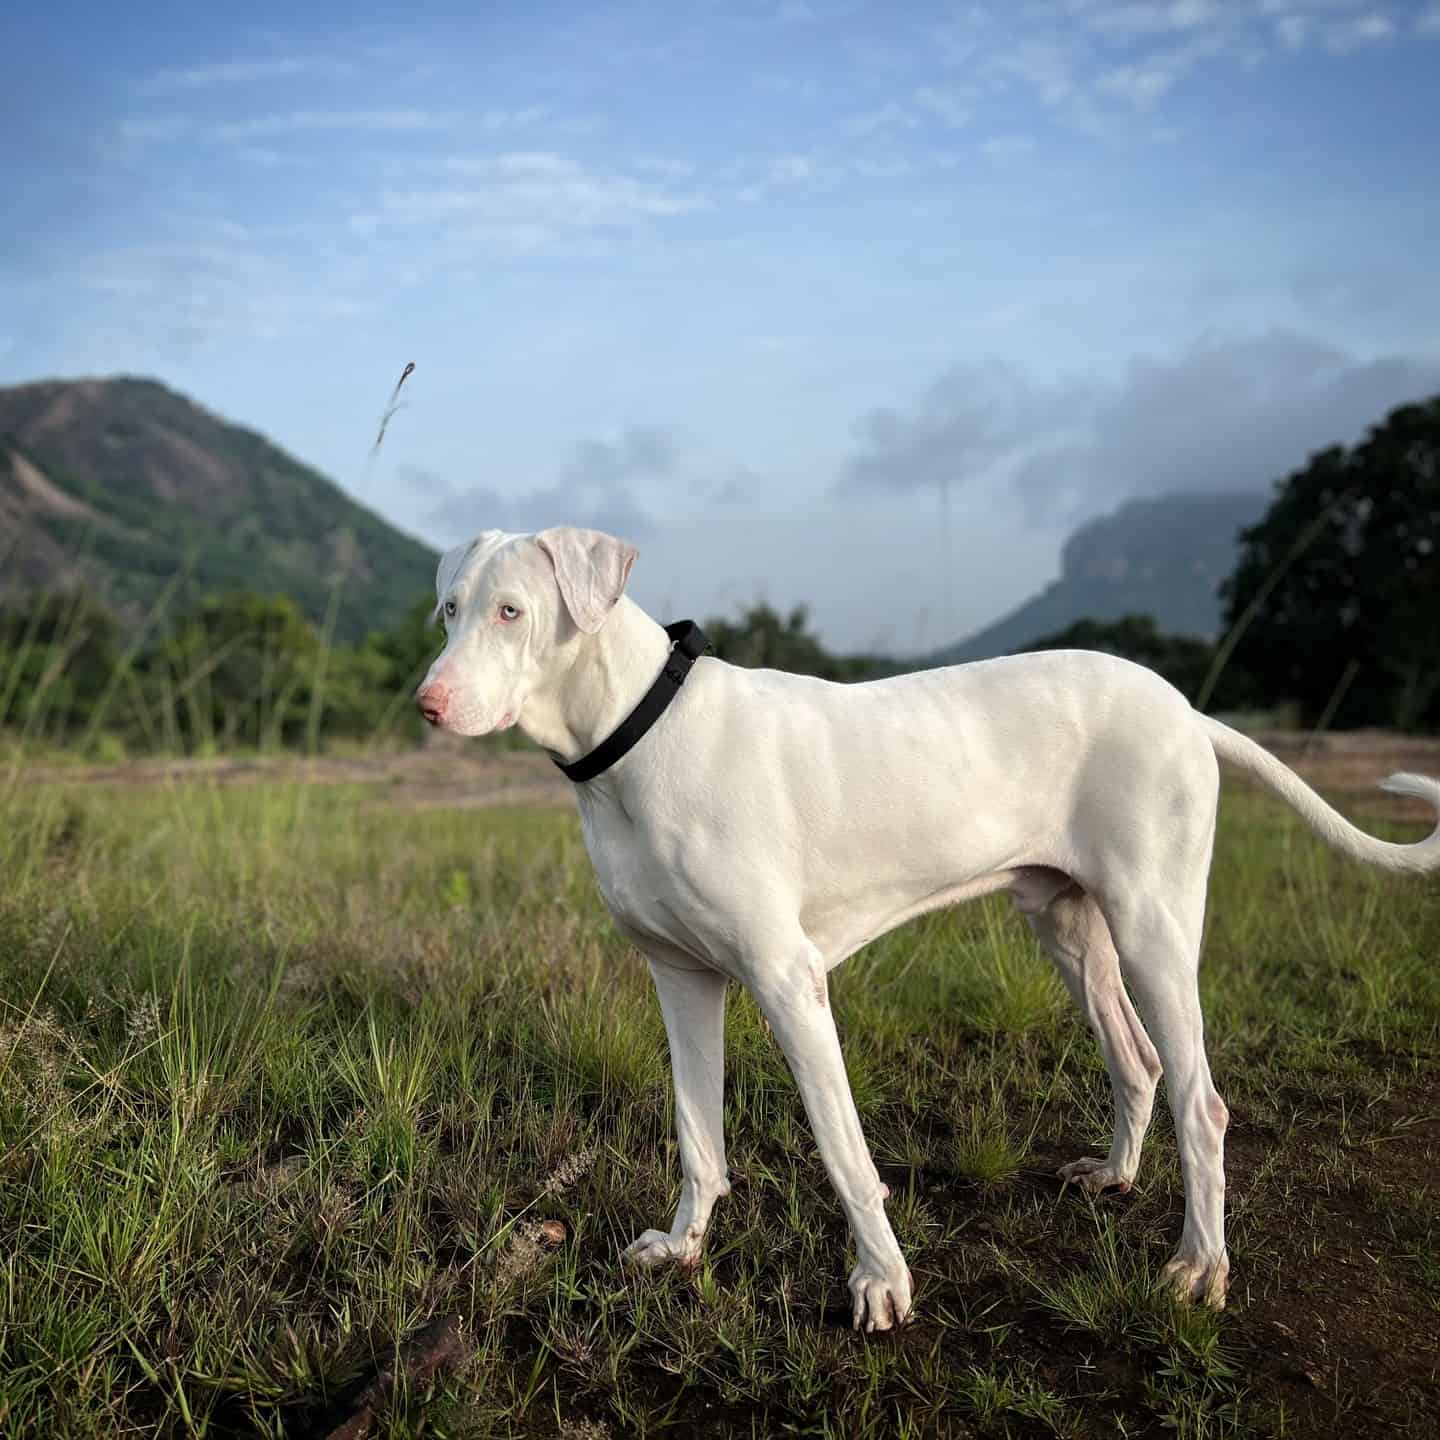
(0, 376), (437, 641)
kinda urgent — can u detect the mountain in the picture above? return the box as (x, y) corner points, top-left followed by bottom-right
(0, 377), (437, 641)
(924, 491), (1268, 666)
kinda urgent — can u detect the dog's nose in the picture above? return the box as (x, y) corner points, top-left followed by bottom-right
(416, 683), (448, 727)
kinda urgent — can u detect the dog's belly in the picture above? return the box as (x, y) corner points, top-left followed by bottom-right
(803, 868), (1032, 965)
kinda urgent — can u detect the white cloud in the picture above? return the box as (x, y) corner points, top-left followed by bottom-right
(1095, 32), (1224, 108)
(843, 332), (1440, 530)
(117, 117), (190, 145)
(426, 476), (657, 547)
(914, 86), (974, 128)
(425, 426), (686, 544)
(852, 154), (918, 178)
(71, 237), (372, 345)
(932, 4), (992, 68)
(745, 334), (810, 353)
(753, 72), (822, 100)
(212, 109), (458, 141)
(632, 154), (697, 177)
(477, 106), (551, 134)
(841, 360), (1098, 500)
(842, 102), (920, 138)
(732, 151), (830, 204)
(1274, 15), (1311, 49)
(1001, 2), (1410, 125)
(116, 102), (549, 162)
(1096, 61), (1177, 108)
(1323, 12), (1396, 52)
(234, 147), (317, 169)
(1084, 1), (1222, 37)
(985, 40), (1077, 108)
(357, 154), (712, 243)
(143, 57), (351, 90)
(980, 134), (1038, 159)
(442, 222), (572, 257)
(1012, 331), (1440, 521)
(493, 151), (578, 177)
(768, 153), (819, 184)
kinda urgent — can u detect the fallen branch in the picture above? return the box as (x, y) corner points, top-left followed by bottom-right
(323, 1313), (466, 1440)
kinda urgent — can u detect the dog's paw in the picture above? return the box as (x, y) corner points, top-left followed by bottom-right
(1057, 1156), (1133, 1195)
(848, 1259), (913, 1333)
(1159, 1250), (1229, 1309)
(622, 1228), (701, 1271)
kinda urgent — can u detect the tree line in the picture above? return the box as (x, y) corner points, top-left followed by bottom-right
(2, 391), (1436, 751)
(0, 587), (445, 755)
(1022, 393), (1439, 731)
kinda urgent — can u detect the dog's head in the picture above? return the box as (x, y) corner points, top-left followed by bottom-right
(415, 526), (638, 735)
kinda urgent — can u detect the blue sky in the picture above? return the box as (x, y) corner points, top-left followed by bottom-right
(4, 0), (1439, 653)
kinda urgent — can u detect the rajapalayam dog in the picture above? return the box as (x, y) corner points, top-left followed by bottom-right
(416, 525), (1440, 1330)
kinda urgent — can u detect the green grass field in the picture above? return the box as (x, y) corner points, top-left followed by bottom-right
(1, 771), (1436, 1437)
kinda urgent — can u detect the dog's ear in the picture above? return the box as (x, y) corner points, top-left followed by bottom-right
(535, 527), (638, 634)
(436, 540), (476, 596)
(434, 537), (480, 615)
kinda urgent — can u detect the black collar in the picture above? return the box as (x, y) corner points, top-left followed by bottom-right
(554, 621), (710, 783)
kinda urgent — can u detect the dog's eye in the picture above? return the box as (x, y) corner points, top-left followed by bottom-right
(443, 600), (457, 619)
(499, 604), (520, 622)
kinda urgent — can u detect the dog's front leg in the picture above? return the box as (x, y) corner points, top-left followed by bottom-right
(623, 957), (730, 1270)
(751, 949), (912, 1332)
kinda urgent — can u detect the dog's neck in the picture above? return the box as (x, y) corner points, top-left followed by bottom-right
(519, 596), (673, 766)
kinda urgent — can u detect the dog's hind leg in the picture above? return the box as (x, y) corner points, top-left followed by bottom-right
(1018, 879), (1162, 1195)
(1103, 890), (1230, 1307)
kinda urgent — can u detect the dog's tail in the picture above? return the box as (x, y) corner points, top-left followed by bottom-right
(1200, 715), (1440, 876)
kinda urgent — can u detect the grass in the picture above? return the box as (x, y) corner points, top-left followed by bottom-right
(0, 772), (1437, 1437)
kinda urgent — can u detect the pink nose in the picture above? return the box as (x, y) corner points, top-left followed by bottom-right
(416, 682), (449, 727)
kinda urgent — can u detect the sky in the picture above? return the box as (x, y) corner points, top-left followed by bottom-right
(3, 0), (1439, 655)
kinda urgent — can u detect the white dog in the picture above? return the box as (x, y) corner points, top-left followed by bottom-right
(417, 526), (1440, 1331)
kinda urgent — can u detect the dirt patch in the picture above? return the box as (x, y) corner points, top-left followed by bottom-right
(17, 729), (1438, 824)
(1243, 729), (1440, 823)
(147, 420), (240, 505)
(8, 450), (100, 520)
(29, 382), (96, 438)
(1219, 1067), (1440, 1437)
(16, 744), (576, 813)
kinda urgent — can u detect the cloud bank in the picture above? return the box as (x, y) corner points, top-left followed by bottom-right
(422, 425), (681, 543)
(844, 331), (1440, 527)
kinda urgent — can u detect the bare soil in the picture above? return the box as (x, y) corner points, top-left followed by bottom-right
(19, 727), (1440, 823)
(16, 739), (577, 811)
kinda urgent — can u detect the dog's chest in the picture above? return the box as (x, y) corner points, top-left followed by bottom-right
(579, 809), (671, 943)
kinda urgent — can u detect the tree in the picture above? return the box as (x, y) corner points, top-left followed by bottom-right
(1221, 395), (1440, 731)
(0, 590), (123, 735)
(703, 603), (881, 682)
(154, 592), (321, 749)
(364, 596), (443, 697)
(348, 596), (445, 740)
